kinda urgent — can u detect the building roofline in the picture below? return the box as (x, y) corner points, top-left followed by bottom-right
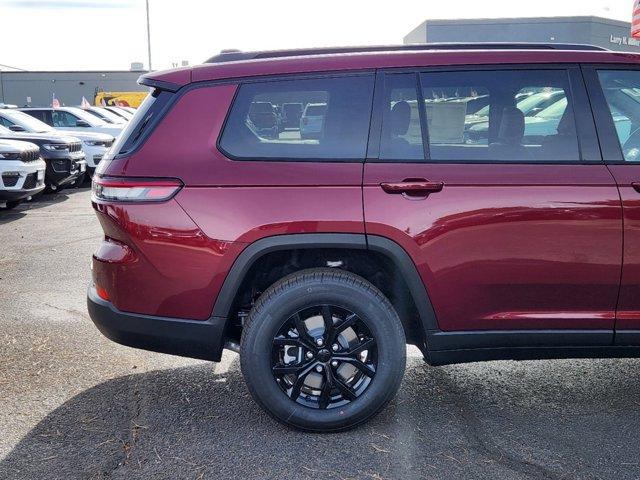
(415, 15), (630, 28)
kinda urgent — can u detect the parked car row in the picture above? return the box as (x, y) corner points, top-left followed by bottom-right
(246, 100), (330, 141)
(0, 105), (135, 209)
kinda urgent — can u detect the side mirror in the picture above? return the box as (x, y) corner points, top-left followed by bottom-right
(75, 120), (90, 128)
(8, 124), (26, 132)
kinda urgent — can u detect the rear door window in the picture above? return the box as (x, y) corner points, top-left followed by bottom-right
(219, 75), (375, 161)
(51, 111), (80, 127)
(419, 69), (582, 162)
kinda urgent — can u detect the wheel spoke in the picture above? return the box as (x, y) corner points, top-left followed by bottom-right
(288, 362), (317, 401)
(333, 356), (376, 377)
(334, 376), (358, 401)
(293, 313), (315, 347)
(273, 337), (309, 349)
(318, 368), (334, 409)
(327, 313), (358, 344)
(338, 313), (358, 332)
(348, 337), (375, 356)
(272, 360), (313, 376)
(321, 305), (334, 337)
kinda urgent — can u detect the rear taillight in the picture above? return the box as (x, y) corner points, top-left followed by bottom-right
(92, 176), (182, 202)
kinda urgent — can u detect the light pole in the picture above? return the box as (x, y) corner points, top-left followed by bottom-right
(146, 0), (152, 71)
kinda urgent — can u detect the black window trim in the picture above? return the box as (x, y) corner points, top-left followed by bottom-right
(580, 63), (640, 164)
(217, 71), (377, 163)
(112, 88), (174, 159)
(367, 63), (603, 166)
(416, 71), (431, 161)
(368, 71), (428, 163)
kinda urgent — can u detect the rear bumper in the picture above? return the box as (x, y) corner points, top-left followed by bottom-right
(87, 285), (227, 361)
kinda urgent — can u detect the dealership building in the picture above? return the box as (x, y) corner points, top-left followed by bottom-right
(404, 16), (640, 53)
(0, 69), (148, 107)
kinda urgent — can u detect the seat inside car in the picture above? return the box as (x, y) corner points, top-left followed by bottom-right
(541, 109), (579, 160)
(388, 100), (413, 156)
(489, 106), (533, 160)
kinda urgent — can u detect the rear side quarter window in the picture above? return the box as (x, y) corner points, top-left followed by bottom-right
(109, 89), (173, 158)
(219, 75), (375, 161)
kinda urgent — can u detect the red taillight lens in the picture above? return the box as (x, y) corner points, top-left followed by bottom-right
(92, 176), (182, 203)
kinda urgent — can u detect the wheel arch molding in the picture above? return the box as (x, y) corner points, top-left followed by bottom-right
(211, 233), (439, 340)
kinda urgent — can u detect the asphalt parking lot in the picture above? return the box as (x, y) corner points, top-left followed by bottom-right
(1, 189), (640, 480)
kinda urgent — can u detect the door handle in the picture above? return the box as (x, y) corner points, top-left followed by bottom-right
(632, 182), (640, 193)
(380, 179), (444, 196)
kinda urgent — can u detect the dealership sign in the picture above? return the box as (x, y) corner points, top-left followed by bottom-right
(611, 34), (640, 46)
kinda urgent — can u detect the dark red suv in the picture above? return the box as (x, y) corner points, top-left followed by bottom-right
(88, 43), (640, 431)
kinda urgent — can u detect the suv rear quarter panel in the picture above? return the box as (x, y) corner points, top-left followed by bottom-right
(96, 82), (365, 318)
(92, 199), (244, 319)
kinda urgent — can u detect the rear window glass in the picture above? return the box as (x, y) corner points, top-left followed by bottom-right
(219, 75), (374, 161)
(111, 89), (172, 157)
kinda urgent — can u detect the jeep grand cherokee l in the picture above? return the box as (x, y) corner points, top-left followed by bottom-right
(88, 43), (640, 432)
(0, 125), (85, 192)
(0, 139), (46, 208)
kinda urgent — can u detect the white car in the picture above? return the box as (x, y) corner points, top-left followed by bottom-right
(104, 106), (134, 121)
(0, 139), (46, 209)
(82, 106), (127, 125)
(19, 107), (123, 137)
(0, 109), (115, 174)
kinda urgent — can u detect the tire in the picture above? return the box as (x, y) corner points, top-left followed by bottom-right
(240, 268), (406, 432)
(43, 182), (58, 194)
(73, 173), (86, 187)
(2, 200), (21, 210)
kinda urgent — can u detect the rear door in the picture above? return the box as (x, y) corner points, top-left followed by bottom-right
(584, 65), (640, 343)
(364, 65), (622, 334)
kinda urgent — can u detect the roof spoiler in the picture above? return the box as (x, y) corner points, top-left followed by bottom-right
(138, 75), (181, 92)
(205, 43), (607, 63)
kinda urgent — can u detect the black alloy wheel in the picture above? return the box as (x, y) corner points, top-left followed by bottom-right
(271, 304), (377, 410)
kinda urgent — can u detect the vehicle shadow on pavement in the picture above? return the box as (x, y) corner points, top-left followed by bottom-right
(1, 355), (640, 480)
(0, 187), (90, 224)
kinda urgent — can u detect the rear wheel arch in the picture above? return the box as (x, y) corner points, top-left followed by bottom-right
(213, 233), (439, 352)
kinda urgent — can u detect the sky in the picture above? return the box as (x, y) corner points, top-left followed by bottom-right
(0, 0), (632, 71)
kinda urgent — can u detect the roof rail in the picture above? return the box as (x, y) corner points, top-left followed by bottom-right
(205, 43), (607, 63)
